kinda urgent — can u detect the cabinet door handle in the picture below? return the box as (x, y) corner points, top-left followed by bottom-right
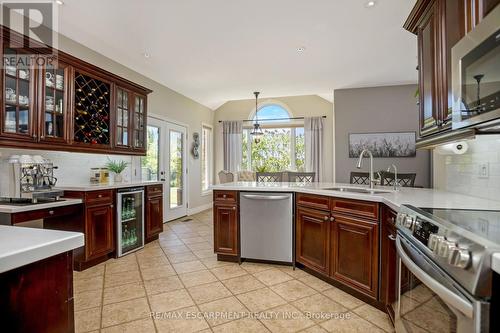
(323, 216), (329, 221)
(388, 235), (396, 241)
(330, 216), (335, 222)
(110, 204), (114, 208)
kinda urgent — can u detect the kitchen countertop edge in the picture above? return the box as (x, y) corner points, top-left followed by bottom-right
(0, 225), (84, 273)
(0, 198), (83, 214)
(56, 180), (163, 191)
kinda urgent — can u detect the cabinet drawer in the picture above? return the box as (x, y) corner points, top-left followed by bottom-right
(85, 190), (114, 206)
(296, 193), (330, 211)
(146, 184), (163, 198)
(11, 204), (82, 224)
(213, 190), (238, 203)
(331, 198), (379, 220)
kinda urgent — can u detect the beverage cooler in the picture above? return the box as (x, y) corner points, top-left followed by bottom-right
(117, 187), (144, 256)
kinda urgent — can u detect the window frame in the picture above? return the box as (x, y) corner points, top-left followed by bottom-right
(200, 122), (213, 195)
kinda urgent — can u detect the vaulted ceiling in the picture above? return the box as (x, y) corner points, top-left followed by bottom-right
(56, 0), (418, 109)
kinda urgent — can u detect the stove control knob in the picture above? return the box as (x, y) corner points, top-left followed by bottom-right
(404, 216), (415, 230)
(448, 248), (471, 269)
(428, 234), (444, 251)
(438, 240), (457, 258)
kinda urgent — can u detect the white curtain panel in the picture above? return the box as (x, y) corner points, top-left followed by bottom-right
(304, 117), (324, 182)
(222, 121), (243, 172)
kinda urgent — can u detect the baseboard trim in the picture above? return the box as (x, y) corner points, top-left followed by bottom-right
(187, 202), (212, 216)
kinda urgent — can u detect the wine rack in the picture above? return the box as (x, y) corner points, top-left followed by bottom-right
(74, 72), (111, 145)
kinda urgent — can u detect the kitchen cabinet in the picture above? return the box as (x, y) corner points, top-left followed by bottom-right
(330, 214), (378, 299)
(0, 26), (151, 155)
(213, 191), (239, 257)
(405, 0), (500, 139)
(145, 184), (164, 241)
(296, 206), (330, 275)
(295, 193), (380, 300)
(380, 205), (398, 322)
(86, 204), (114, 260)
(0, 251), (75, 333)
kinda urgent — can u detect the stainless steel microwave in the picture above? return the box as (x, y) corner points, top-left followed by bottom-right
(452, 5), (500, 130)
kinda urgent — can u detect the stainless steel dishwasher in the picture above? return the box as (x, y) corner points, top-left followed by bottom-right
(239, 192), (293, 263)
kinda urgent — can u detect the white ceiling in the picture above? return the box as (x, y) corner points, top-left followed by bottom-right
(56, 0), (418, 109)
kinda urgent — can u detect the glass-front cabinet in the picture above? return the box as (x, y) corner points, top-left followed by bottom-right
(115, 87), (131, 147)
(40, 61), (70, 143)
(133, 95), (146, 150)
(2, 47), (36, 140)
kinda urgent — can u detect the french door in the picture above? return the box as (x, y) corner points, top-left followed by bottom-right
(143, 117), (187, 221)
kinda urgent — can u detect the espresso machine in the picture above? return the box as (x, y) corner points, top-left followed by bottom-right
(3, 155), (64, 203)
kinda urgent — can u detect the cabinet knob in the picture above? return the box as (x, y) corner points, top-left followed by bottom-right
(232, 206), (236, 210)
(32, 134), (37, 138)
(110, 204), (114, 208)
(98, 194), (103, 198)
(40, 135), (45, 139)
(323, 216), (329, 221)
(48, 210), (54, 215)
(223, 194), (227, 198)
(330, 216), (335, 222)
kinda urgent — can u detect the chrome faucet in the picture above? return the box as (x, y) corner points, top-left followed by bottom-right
(356, 149), (379, 189)
(387, 164), (400, 191)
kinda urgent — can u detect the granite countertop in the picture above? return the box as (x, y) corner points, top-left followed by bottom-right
(56, 180), (163, 191)
(0, 225), (84, 273)
(210, 182), (500, 211)
(0, 198), (83, 214)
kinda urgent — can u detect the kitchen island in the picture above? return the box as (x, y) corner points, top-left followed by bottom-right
(210, 182), (500, 312)
(0, 225), (84, 333)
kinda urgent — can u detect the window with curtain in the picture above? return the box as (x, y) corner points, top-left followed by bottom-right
(201, 124), (212, 192)
(241, 105), (305, 172)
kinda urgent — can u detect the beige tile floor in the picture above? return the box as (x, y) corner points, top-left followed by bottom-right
(73, 209), (395, 333)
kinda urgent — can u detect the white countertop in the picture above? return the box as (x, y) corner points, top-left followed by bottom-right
(0, 198), (83, 214)
(493, 253), (500, 275)
(56, 180), (163, 191)
(0, 225), (84, 273)
(210, 182), (500, 211)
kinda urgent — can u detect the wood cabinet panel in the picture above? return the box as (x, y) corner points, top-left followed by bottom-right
(146, 184), (163, 198)
(85, 190), (114, 206)
(330, 214), (379, 299)
(381, 205), (398, 322)
(213, 190), (238, 204)
(296, 207), (330, 275)
(146, 195), (163, 240)
(331, 198), (379, 220)
(86, 204), (114, 260)
(0, 251), (74, 333)
(213, 204), (238, 256)
(296, 193), (330, 211)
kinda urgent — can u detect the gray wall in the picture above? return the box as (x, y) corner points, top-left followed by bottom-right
(334, 85), (430, 187)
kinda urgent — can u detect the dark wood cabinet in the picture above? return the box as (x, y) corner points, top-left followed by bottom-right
(213, 203), (238, 256)
(405, 0), (499, 139)
(0, 26), (151, 155)
(381, 205), (398, 322)
(295, 193), (380, 301)
(86, 204), (114, 260)
(0, 251), (74, 333)
(330, 214), (379, 298)
(145, 184), (164, 241)
(296, 206), (330, 275)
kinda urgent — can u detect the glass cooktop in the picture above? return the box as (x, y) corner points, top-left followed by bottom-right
(420, 207), (500, 245)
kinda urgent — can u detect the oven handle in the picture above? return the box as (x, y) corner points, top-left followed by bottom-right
(396, 236), (474, 318)
(241, 194), (290, 201)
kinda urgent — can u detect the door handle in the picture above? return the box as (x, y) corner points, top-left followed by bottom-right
(241, 194), (290, 201)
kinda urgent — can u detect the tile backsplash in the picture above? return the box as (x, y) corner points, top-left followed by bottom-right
(0, 148), (141, 190)
(433, 135), (500, 201)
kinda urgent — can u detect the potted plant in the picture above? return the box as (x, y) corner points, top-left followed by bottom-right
(105, 159), (128, 182)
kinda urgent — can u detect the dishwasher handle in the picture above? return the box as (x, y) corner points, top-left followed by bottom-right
(241, 194), (290, 201)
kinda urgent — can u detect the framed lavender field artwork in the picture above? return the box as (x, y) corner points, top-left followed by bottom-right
(348, 132), (416, 158)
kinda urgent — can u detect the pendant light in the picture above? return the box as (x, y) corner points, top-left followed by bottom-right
(250, 91), (264, 143)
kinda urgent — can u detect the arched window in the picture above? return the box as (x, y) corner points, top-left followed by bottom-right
(253, 104), (291, 122)
(242, 103), (304, 172)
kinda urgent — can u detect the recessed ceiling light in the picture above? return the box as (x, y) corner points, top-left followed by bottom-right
(297, 46), (306, 52)
(55, 0), (64, 5)
(143, 52), (151, 58)
(365, 1), (376, 7)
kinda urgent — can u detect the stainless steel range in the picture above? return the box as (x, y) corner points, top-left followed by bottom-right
(395, 205), (500, 333)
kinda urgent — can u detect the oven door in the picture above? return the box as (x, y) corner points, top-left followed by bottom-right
(394, 233), (488, 333)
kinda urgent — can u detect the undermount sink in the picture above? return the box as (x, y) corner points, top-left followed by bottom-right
(321, 187), (393, 194)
